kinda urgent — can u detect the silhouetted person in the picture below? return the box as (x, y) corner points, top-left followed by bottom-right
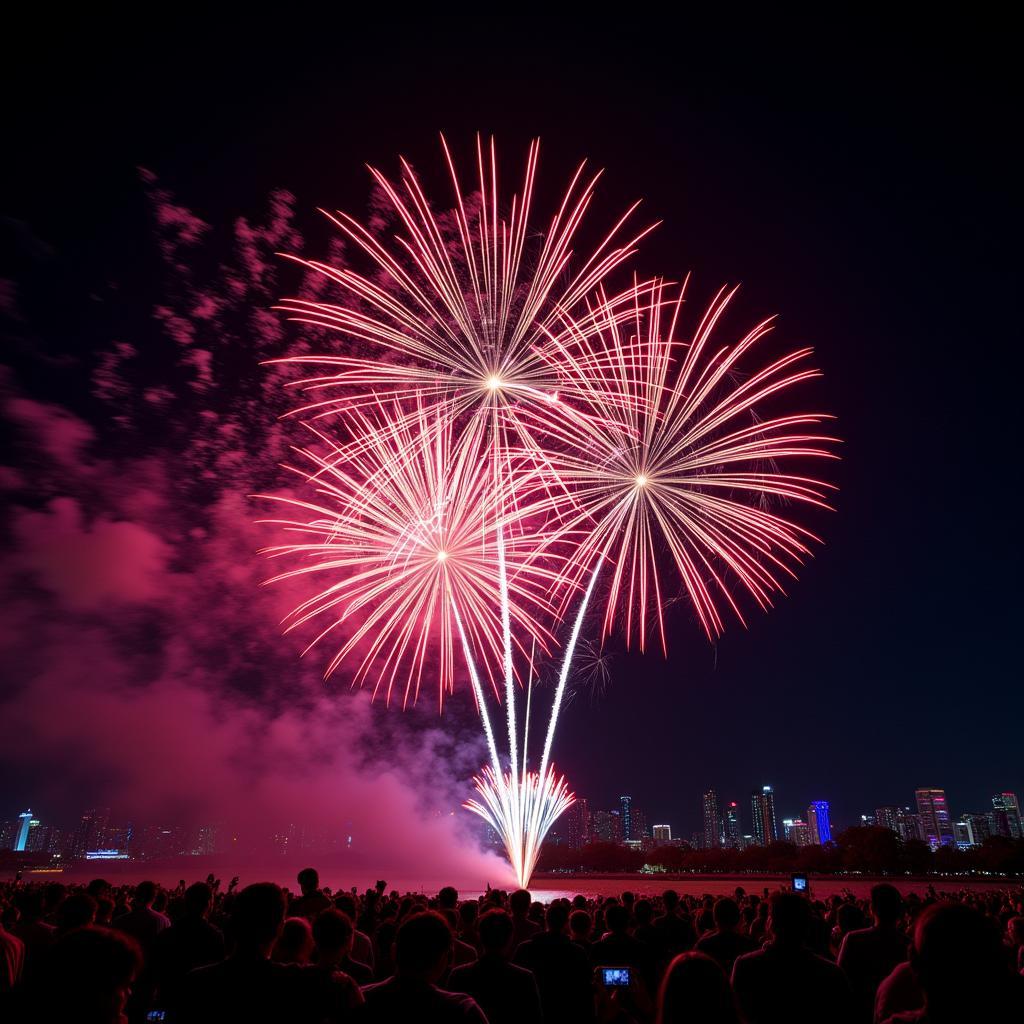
(0, 916), (24, 994)
(592, 901), (657, 995)
(657, 951), (739, 1024)
(116, 881), (169, 949)
(837, 884), (910, 1023)
(274, 916), (315, 964)
(57, 891), (98, 935)
(570, 908), (594, 951)
(290, 868), (332, 920)
(314, 908), (372, 985)
(180, 881), (315, 1023)
(879, 902), (1024, 1023)
(36, 925), (141, 1024)
(1005, 915), (1024, 974)
(874, 961), (922, 1024)
(11, 889), (54, 978)
(509, 888), (541, 950)
(652, 890), (698, 969)
(514, 900), (594, 1023)
(359, 910), (487, 1022)
(335, 892), (376, 970)
(695, 898), (757, 977)
(448, 909), (542, 1024)
(731, 891), (852, 1024)
(440, 908), (478, 973)
(458, 900), (480, 951)
(153, 881), (225, 1009)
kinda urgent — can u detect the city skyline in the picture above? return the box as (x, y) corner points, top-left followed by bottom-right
(8, 782), (1015, 864)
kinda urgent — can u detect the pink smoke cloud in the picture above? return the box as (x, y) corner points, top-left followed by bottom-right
(0, 173), (514, 889)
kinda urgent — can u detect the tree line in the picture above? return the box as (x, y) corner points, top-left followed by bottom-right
(536, 826), (1024, 876)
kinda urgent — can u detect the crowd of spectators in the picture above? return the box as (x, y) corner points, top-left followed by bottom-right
(1, 869), (1022, 1022)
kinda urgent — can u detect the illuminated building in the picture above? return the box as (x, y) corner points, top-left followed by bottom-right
(71, 808), (111, 860)
(567, 799), (591, 849)
(592, 809), (622, 844)
(896, 810), (924, 843)
(724, 802), (741, 848)
(875, 806), (899, 832)
(14, 810), (35, 852)
(652, 824), (672, 844)
(991, 793), (1022, 839)
(620, 796), (633, 841)
(915, 789), (955, 849)
(751, 786), (778, 846)
(702, 788), (722, 849)
(808, 801), (832, 844)
(783, 818), (814, 846)
(630, 807), (648, 843)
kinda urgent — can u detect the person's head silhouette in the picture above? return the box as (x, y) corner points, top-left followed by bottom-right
(767, 892), (811, 947)
(229, 882), (287, 957)
(184, 881), (213, 918)
(869, 882), (904, 927)
(394, 911), (452, 983)
(605, 903), (630, 934)
(546, 901), (570, 934)
(657, 951), (738, 1024)
(313, 908), (355, 961)
(477, 909), (515, 957)
(713, 897), (741, 932)
(509, 889), (531, 917)
(134, 881), (157, 908)
(911, 902), (1008, 1015)
(42, 926), (142, 1023)
(296, 868), (320, 895)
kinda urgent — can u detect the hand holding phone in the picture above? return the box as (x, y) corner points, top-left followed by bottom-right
(597, 966), (631, 987)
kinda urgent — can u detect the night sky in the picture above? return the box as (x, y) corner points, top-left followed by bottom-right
(2, 14), (1020, 846)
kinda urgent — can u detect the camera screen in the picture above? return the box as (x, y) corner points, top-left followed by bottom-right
(792, 874), (808, 892)
(601, 967), (631, 987)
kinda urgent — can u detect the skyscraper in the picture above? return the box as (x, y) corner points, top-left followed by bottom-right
(592, 809), (622, 844)
(567, 798), (591, 849)
(631, 807), (648, 843)
(724, 802), (741, 848)
(783, 818), (814, 846)
(875, 806), (900, 832)
(751, 786), (778, 846)
(652, 824), (672, 844)
(992, 793), (1022, 840)
(71, 808), (111, 859)
(620, 796), (633, 841)
(702, 788), (722, 849)
(915, 789), (955, 849)
(808, 801), (832, 844)
(14, 810), (34, 852)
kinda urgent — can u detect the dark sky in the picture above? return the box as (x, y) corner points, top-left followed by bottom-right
(2, 13), (1021, 842)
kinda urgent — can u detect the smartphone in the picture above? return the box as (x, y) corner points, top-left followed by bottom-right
(792, 873), (809, 893)
(598, 967), (632, 987)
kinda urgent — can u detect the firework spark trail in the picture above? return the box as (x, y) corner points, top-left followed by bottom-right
(265, 141), (837, 888)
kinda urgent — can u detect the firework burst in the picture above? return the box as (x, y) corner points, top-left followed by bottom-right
(262, 140), (837, 888)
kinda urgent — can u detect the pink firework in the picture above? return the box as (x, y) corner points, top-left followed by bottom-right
(272, 135), (655, 459)
(535, 277), (839, 648)
(259, 400), (562, 710)
(261, 139), (838, 887)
